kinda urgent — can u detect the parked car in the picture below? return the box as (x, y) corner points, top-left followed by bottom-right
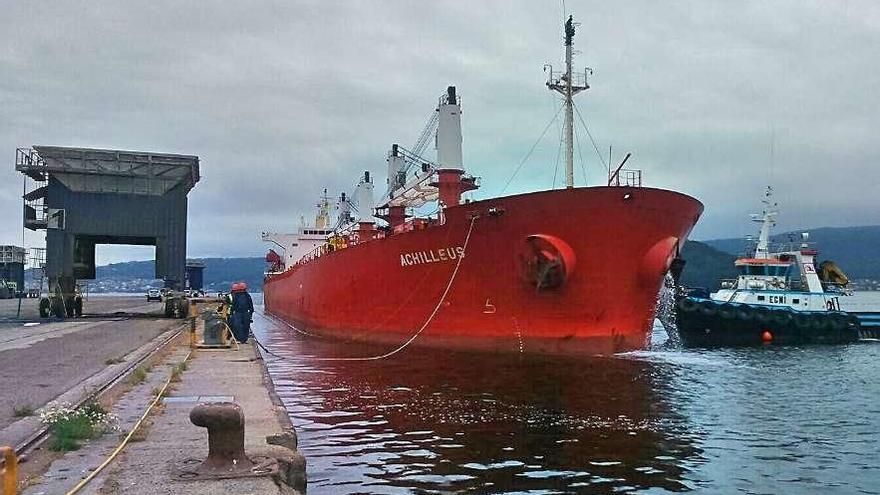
(146, 289), (163, 302)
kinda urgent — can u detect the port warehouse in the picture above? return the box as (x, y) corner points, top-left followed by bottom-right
(16, 146), (199, 315)
(184, 260), (205, 290)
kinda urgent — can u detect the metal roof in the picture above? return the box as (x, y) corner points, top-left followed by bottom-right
(16, 146), (200, 196)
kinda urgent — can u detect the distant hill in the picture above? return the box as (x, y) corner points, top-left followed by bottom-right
(679, 240), (737, 290)
(192, 257), (265, 292)
(704, 225), (880, 279)
(29, 257), (267, 293)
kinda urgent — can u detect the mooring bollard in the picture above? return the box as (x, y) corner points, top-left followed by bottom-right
(1, 446), (17, 495)
(174, 402), (278, 481)
(201, 311), (226, 346)
(189, 403), (254, 474)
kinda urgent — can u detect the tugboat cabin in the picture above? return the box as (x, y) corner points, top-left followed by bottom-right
(714, 247), (842, 312)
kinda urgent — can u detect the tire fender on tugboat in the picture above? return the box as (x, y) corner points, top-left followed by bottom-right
(676, 297), (700, 313)
(699, 301), (719, 317)
(718, 304), (737, 320)
(772, 310), (794, 326)
(735, 305), (753, 321)
(793, 313), (812, 330)
(828, 314), (848, 332)
(753, 307), (773, 324)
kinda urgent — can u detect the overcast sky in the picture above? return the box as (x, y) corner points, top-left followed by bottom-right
(1, 0), (878, 265)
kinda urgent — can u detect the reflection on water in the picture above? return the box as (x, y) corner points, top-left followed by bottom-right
(253, 292), (880, 494)
(255, 311), (699, 493)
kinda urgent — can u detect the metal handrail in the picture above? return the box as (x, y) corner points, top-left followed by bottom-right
(15, 148), (46, 171)
(734, 240), (819, 259)
(545, 67), (590, 90)
(609, 169), (642, 187)
(291, 229), (389, 269)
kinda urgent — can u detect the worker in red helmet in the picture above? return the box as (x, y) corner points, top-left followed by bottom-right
(223, 285), (235, 317)
(229, 281), (254, 343)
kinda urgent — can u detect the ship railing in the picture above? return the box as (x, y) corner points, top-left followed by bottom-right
(297, 244), (329, 266)
(545, 67), (590, 91)
(738, 240), (818, 259)
(292, 228), (391, 268)
(608, 169), (642, 187)
(293, 236), (349, 267)
(345, 229), (386, 245)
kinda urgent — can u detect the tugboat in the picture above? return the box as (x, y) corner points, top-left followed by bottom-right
(676, 187), (880, 346)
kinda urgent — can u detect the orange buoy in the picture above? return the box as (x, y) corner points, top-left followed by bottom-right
(761, 330), (773, 343)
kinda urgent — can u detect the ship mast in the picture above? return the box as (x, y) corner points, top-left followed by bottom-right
(547, 15), (589, 188)
(315, 188), (332, 229)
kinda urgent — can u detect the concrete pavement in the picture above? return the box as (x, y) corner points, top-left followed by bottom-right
(0, 298), (179, 433)
(0, 296), (162, 323)
(94, 343), (305, 494)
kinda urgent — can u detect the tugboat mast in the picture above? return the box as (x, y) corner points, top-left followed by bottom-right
(547, 15), (590, 188)
(752, 186), (778, 259)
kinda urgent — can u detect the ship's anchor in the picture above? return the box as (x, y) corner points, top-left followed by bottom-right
(521, 234), (576, 291)
(534, 254), (564, 291)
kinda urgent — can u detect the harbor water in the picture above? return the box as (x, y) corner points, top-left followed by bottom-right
(252, 292), (880, 494)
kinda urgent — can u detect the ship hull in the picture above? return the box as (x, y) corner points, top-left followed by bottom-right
(264, 187), (703, 356)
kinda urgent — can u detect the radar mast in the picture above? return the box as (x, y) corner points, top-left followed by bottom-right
(546, 15), (590, 188)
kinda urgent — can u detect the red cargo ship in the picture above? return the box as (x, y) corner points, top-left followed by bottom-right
(263, 16), (703, 355)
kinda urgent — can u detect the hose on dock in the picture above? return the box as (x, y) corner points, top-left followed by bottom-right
(63, 350), (193, 495)
(255, 215), (479, 362)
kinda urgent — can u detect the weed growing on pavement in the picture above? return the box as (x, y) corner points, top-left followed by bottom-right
(126, 423), (150, 442)
(127, 366), (148, 385)
(104, 356), (124, 365)
(169, 360), (188, 383)
(13, 405), (34, 417)
(40, 400), (119, 451)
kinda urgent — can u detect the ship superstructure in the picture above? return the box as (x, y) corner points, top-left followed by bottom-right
(262, 190), (336, 273)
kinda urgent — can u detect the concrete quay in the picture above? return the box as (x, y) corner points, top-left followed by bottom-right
(16, 339), (304, 494)
(96, 342), (305, 494)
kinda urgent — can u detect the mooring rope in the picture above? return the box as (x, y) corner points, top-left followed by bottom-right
(252, 215), (479, 362)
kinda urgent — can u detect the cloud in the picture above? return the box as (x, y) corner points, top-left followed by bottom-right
(1, 0), (878, 264)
